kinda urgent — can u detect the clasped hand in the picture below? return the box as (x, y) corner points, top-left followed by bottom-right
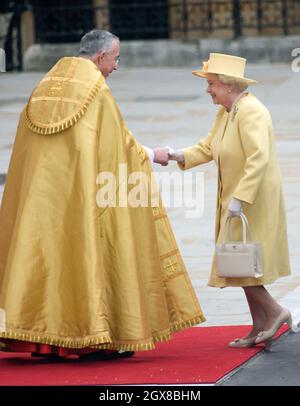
(153, 147), (184, 166)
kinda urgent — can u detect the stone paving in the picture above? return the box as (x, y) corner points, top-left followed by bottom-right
(0, 65), (299, 327)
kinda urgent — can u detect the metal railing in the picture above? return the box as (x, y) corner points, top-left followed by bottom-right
(168, 0), (300, 38)
(30, 0), (300, 43)
(1, 1), (300, 70)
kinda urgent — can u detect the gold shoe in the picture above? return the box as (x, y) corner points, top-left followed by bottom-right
(255, 309), (292, 345)
(228, 336), (257, 348)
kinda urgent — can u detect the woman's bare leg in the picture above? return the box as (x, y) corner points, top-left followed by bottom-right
(243, 286), (267, 338)
(243, 285), (284, 331)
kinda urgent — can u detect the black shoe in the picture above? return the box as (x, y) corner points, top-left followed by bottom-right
(113, 350), (135, 359)
(79, 350), (135, 360)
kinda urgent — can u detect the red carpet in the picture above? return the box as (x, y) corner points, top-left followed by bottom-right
(0, 325), (288, 386)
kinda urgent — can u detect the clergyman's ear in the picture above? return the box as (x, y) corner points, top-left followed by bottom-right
(97, 51), (106, 65)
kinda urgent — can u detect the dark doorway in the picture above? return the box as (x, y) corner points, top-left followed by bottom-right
(110, 0), (169, 40)
(32, 0), (94, 43)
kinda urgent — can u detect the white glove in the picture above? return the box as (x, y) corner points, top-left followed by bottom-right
(228, 198), (243, 217)
(168, 148), (185, 163)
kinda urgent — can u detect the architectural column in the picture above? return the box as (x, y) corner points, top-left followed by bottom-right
(21, 10), (35, 55)
(94, 0), (110, 31)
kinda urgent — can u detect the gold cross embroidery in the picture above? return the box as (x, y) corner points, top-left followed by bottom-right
(165, 259), (178, 275)
(47, 82), (63, 97)
(152, 207), (160, 216)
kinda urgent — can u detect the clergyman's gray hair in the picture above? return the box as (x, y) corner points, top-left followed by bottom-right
(79, 30), (119, 56)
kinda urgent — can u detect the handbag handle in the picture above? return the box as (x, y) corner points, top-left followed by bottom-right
(221, 213), (253, 244)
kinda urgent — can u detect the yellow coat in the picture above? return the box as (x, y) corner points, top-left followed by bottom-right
(180, 93), (291, 287)
(0, 57), (204, 351)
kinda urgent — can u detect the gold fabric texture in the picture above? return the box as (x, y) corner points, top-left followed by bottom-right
(26, 57), (105, 135)
(0, 57), (205, 350)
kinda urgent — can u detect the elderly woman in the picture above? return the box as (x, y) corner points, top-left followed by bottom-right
(169, 53), (292, 348)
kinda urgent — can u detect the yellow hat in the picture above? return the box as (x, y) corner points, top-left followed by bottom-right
(192, 53), (257, 84)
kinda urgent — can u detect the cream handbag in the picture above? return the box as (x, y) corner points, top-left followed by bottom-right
(216, 213), (263, 278)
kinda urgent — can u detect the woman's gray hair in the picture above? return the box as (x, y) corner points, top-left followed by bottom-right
(79, 30), (119, 56)
(217, 74), (249, 92)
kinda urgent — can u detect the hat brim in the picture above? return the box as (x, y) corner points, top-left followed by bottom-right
(192, 70), (258, 84)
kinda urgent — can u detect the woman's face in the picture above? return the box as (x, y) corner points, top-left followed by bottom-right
(206, 74), (230, 107)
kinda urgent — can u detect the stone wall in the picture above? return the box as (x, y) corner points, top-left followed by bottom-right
(24, 35), (300, 71)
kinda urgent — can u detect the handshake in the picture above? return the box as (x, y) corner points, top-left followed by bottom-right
(150, 146), (243, 218)
(152, 147), (184, 166)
